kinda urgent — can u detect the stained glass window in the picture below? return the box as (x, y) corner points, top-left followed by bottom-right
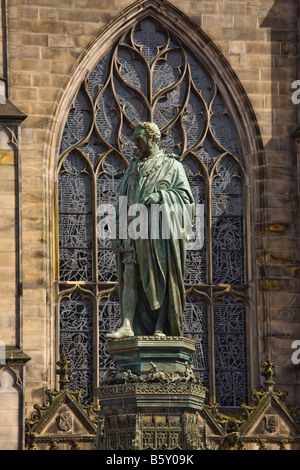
(214, 296), (247, 406)
(57, 17), (248, 406)
(60, 292), (94, 401)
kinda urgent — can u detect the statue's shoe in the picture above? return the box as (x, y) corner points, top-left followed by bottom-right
(153, 330), (166, 338)
(106, 326), (134, 339)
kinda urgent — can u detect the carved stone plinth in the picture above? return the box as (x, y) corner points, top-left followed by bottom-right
(98, 336), (207, 450)
(106, 336), (196, 375)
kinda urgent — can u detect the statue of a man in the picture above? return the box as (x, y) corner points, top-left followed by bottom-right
(107, 122), (195, 339)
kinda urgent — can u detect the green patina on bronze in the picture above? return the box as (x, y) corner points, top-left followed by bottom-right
(107, 122), (195, 339)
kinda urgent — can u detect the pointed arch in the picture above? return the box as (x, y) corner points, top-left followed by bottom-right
(48, 0), (264, 406)
(49, 0), (264, 173)
(0, 365), (23, 392)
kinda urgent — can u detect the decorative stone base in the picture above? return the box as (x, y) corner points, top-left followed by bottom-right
(98, 336), (207, 450)
(99, 411), (206, 451)
(106, 336), (197, 375)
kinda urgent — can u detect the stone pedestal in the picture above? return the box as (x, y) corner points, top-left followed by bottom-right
(98, 336), (207, 450)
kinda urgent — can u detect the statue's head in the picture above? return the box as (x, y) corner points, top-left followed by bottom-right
(134, 122), (161, 155)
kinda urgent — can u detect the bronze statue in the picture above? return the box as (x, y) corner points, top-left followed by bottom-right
(107, 122), (195, 339)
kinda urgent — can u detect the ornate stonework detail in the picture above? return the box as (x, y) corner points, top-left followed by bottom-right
(99, 351), (207, 403)
(101, 359), (203, 387)
(100, 380), (206, 398)
(264, 415), (279, 434)
(196, 360), (300, 450)
(221, 432), (246, 451)
(25, 388), (98, 451)
(98, 337), (208, 450)
(101, 412), (215, 451)
(261, 354), (277, 387)
(56, 352), (72, 391)
(57, 411), (73, 433)
(182, 412), (202, 450)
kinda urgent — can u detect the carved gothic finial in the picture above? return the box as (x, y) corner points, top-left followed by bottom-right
(261, 354), (276, 389)
(56, 352), (72, 391)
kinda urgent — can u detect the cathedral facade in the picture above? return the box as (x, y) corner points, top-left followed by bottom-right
(0, 0), (300, 450)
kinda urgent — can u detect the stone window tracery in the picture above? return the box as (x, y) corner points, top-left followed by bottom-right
(57, 17), (248, 406)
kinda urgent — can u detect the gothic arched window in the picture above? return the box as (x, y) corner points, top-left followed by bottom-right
(57, 17), (249, 407)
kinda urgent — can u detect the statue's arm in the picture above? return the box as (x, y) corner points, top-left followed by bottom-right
(160, 162), (195, 206)
(141, 158), (195, 206)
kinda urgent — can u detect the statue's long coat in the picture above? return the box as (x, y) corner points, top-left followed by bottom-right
(112, 151), (195, 336)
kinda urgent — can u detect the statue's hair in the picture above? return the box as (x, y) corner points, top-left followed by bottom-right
(135, 122), (161, 143)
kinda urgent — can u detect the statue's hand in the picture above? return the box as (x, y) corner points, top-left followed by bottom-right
(142, 192), (161, 205)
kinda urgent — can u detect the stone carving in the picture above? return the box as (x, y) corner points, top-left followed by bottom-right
(98, 353), (300, 450)
(221, 432), (246, 451)
(101, 360), (201, 388)
(146, 362), (171, 384)
(181, 361), (200, 384)
(264, 415), (279, 434)
(100, 410), (215, 451)
(107, 122), (195, 339)
(57, 411), (72, 433)
(56, 352), (72, 391)
(25, 388), (98, 450)
(261, 354), (276, 386)
(102, 368), (143, 385)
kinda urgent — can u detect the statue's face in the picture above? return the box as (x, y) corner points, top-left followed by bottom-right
(134, 127), (151, 154)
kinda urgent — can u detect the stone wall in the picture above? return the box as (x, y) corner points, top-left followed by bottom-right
(1, 0), (299, 426)
(0, 366), (22, 450)
(0, 127), (17, 346)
